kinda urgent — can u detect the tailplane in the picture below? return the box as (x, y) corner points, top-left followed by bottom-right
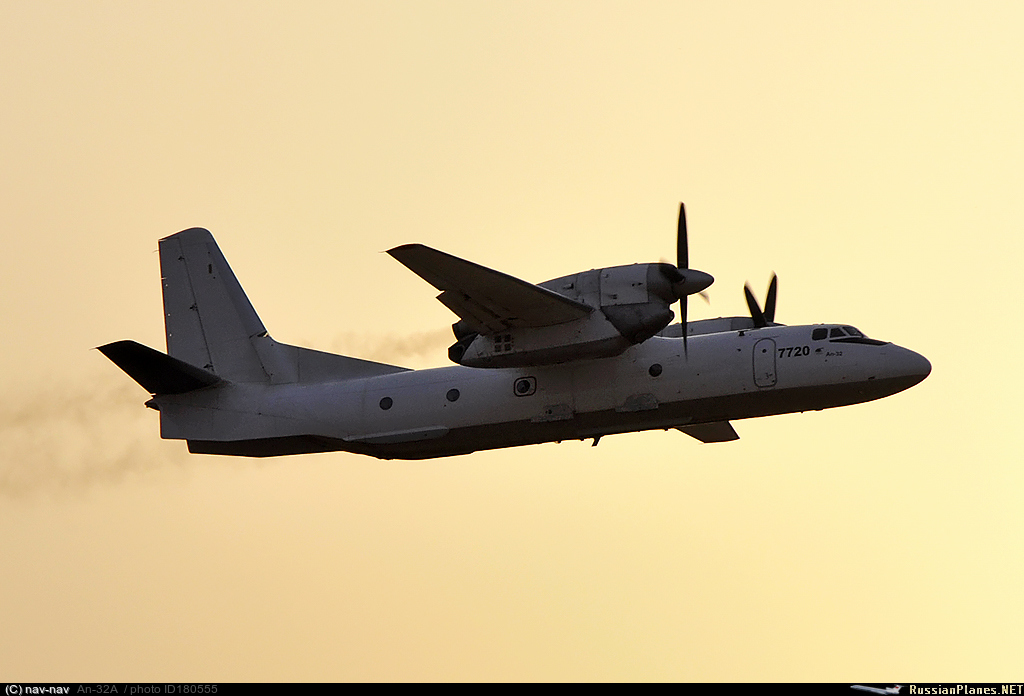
(98, 340), (221, 394)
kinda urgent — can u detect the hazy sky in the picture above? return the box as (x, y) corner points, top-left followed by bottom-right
(2, 0), (1022, 681)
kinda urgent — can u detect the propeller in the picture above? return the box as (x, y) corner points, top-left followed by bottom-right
(659, 203), (714, 357)
(743, 274), (778, 329)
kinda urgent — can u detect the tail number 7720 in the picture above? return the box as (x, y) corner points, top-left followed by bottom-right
(779, 345), (810, 358)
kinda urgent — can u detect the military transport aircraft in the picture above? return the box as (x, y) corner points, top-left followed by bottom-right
(99, 204), (930, 459)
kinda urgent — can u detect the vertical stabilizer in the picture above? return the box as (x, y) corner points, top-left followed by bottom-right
(159, 228), (269, 382)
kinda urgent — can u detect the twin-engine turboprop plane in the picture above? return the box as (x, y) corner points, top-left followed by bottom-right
(100, 204), (930, 459)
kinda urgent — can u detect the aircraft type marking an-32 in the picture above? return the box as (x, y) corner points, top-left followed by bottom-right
(100, 204), (931, 459)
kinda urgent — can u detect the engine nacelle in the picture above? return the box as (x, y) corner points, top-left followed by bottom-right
(448, 263), (683, 367)
(543, 262), (680, 343)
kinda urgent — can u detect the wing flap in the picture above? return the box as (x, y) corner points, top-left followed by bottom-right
(387, 244), (592, 333)
(435, 290), (508, 334)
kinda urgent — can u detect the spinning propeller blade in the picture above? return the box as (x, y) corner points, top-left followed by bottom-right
(677, 202), (688, 271)
(667, 202), (715, 357)
(744, 284), (768, 328)
(744, 274), (778, 329)
(678, 203), (689, 356)
(764, 273), (778, 323)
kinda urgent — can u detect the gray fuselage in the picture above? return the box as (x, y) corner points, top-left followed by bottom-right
(166, 323), (931, 459)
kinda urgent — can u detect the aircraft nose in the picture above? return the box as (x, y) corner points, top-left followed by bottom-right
(894, 346), (931, 386)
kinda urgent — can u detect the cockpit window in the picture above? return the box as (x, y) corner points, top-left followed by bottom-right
(826, 324), (886, 345)
(812, 328), (828, 340)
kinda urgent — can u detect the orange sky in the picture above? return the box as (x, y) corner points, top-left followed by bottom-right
(2, 0), (1022, 680)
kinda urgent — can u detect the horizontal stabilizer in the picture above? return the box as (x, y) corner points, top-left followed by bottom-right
(98, 340), (221, 394)
(676, 421), (740, 443)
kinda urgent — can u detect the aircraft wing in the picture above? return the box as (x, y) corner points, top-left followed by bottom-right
(387, 244), (593, 334)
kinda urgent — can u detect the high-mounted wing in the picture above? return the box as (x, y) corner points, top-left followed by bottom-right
(387, 244), (593, 334)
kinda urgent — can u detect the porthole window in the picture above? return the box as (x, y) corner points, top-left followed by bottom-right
(514, 376), (536, 396)
(649, 363), (663, 377)
(446, 388), (460, 402)
(379, 396), (393, 410)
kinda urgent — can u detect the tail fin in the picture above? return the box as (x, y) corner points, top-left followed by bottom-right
(159, 228), (273, 383)
(157, 228), (410, 386)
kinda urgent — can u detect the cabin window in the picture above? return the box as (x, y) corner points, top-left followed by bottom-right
(812, 328), (828, 340)
(649, 363), (663, 377)
(514, 377), (536, 396)
(379, 397), (393, 410)
(446, 389), (460, 402)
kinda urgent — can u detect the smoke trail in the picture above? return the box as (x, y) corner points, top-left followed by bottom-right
(324, 329), (453, 366)
(0, 377), (188, 498)
(0, 330), (454, 497)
